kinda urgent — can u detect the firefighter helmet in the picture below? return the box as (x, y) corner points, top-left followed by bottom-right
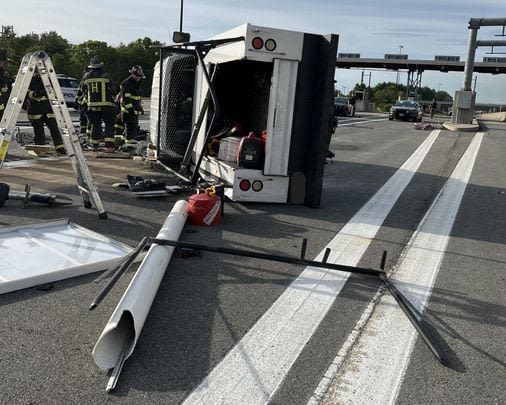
(88, 56), (104, 69)
(129, 65), (145, 79)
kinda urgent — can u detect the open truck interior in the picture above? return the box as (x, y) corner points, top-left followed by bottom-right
(208, 60), (273, 146)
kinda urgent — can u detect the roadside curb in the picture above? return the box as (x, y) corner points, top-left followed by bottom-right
(442, 120), (480, 132)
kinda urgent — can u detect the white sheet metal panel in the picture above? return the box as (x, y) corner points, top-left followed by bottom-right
(231, 171), (289, 203)
(200, 156), (236, 185)
(264, 58), (298, 176)
(0, 219), (132, 294)
(207, 23), (304, 64)
(149, 60), (160, 145)
(199, 157), (289, 203)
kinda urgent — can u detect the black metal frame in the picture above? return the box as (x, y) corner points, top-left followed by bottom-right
(91, 237), (449, 367)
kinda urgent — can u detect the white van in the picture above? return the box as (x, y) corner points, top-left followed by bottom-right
(56, 74), (80, 109)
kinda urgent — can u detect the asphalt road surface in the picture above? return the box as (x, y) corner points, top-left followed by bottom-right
(0, 113), (504, 404)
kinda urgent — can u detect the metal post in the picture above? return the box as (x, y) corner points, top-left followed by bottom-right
(462, 28), (478, 90)
(179, 0), (184, 32)
(395, 45), (403, 99)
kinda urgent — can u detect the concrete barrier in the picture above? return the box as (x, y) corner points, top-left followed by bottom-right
(479, 112), (506, 122)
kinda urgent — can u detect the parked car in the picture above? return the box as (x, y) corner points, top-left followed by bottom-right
(334, 96), (355, 117)
(389, 100), (423, 122)
(56, 74), (80, 109)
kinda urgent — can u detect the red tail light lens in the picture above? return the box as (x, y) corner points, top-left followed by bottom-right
(252, 37), (264, 50)
(239, 179), (251, 191)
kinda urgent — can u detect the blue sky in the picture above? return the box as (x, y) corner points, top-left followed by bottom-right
(4, 0), (506, 103)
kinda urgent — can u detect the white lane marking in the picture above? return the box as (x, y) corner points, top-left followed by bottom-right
(318, 132), (484, 405)
(183, 130), (441, 405)
(308, 286), (383, 405)
(338, 118), (388, 127)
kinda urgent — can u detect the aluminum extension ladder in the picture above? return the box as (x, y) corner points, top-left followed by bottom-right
(0, 51), (107, 218)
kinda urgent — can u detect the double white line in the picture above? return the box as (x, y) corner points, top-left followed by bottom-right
(316, 133), (484, 405)
(183, 130), (441, 404)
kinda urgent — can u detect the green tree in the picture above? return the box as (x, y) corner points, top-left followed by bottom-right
(0, 30), (162, 95)
(419, 86), (436, 102)
(69, 40), (117, 78)
(352, 83), (367, 92)
(435, 90), (452, 101)
(38, 32), (70, 56)
(116, 37), (162, 93)
(371, 82), (397, 111)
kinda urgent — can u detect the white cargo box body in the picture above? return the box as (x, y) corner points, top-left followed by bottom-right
(207, 23), (304, 64)
(153, 23), (337, 206)
(194, 24), (305, 203)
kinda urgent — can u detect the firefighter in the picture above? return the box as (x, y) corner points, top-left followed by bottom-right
(26, 70), (66, 154)
(0, 49), (12, 121)
(80, 56), (115, 150)
(429, 99), (437, 119)
(120, 65), (145, 144)
(76, 67), (91, 144)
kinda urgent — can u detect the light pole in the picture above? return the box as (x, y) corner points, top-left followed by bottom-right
(361, 71), (372, 110)
(395, 45), (403, 99)
(179, 0), (184, 32)
(173, 0), (190, 43)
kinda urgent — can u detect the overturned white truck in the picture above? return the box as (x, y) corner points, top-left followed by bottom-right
(150, 23), (338, 207)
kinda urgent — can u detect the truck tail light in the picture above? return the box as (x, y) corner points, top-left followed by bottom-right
(265, 39), (277, 51)
(239, 179), (251, 191)
(252, 180), (263, 192)
(252, 37), (264, 50)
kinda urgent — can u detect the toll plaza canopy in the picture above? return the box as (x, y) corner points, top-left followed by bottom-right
(336, 57), (506, 74)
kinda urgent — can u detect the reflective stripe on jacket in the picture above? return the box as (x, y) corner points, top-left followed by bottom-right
(80, 70), (115, 109)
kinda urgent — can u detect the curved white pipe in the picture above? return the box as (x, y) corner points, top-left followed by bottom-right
(92, 200), (189, 371)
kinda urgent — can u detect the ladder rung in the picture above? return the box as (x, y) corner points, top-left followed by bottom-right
(78, 185), (91, 194)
